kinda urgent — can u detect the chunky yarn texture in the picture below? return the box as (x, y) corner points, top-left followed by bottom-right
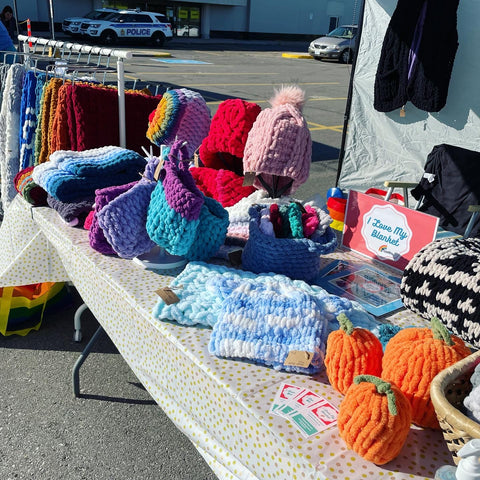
(0, 63), (25, 210)
(243, 85), (312, 195)
(199, 98), (261, 173)
(19, 70), (38, 169)
(32, 146), (146, 202)
(209, 278), (328, 374)
(152, 261), (378, 332)
(96, 155), (160, 259)
(89, 181), (138, 255)
(401, 237), (480, 347)
(146, 88), (211, 158)
(242, 204), (336, 281)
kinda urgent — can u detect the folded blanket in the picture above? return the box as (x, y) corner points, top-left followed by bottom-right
(47, 194), (94, 227)
(152, 261), (378, 332)
(209, 279), (328, 374)
(32, 146), (146, 202)
(14, 166), (47, 206)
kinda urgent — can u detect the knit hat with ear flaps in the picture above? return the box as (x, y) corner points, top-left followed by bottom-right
(199, 99), (261, 174)
(242, 85), (312, 196)
(146, 88), (211, 158)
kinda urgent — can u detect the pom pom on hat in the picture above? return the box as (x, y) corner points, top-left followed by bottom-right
(199, 98), (261, 173)
(243, 85), (312, 196)
(146, 88), (211, 158)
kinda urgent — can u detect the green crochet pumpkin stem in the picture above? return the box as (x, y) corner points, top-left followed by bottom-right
(431, 316), (454, 346)
(338, 313), (354, 335)
(354, 375), (398, 416)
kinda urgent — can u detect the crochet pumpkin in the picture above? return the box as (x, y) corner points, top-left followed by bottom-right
(382, 317), (471, 429)
(325, 313), (383, 394)
(338, 375), (412, 465)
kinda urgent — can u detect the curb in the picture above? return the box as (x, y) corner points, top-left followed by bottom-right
(132, 51), (172, 58)
(282, 53), (312, 59)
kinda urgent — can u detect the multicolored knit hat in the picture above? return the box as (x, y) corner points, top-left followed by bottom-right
(199, 98), (261, 174)
(146, 88), (211, 158)
(243, 85), (312, 196)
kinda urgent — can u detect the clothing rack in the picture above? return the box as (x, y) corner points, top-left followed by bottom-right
(18, 35), (133, 148)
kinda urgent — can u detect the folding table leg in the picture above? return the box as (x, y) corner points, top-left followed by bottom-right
(73, 302), (89, 342)
(72, 325), (105, 397)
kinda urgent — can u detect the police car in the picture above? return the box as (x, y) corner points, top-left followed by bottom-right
(80, 9), (173, 47)
(62, 8), (118, 36)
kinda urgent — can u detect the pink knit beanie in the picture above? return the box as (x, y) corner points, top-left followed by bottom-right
(242, 85), (312, 195)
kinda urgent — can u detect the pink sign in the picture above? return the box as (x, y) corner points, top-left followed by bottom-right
(342, 191), (439, 270)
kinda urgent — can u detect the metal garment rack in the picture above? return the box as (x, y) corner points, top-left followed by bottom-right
(13, 37), (137, 396)
(18, 34), (133, 148)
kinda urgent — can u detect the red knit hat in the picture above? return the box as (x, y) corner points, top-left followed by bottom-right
(190, 166), (255, 207)
(199, 99), (261, 174)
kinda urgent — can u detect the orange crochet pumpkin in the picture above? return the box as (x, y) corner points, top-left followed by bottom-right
(338, 375), (412, 465)
(382, 317), (471, 429)
(325, 313), (383, 394)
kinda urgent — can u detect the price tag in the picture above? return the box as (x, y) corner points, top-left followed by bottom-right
(284, 351), (313, 368)
(242, 171), (256, 187)
(155, 286), (180, 305)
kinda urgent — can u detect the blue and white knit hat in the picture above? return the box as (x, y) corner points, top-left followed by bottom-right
(209, 278), (328, 374)
(152, 261), (378, 332)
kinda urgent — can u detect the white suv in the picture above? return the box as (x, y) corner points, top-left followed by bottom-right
(62, 8), (118, 36)
(80, 9), (173, 47)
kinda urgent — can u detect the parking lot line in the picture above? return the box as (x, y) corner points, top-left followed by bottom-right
(308, 122), (344, 132)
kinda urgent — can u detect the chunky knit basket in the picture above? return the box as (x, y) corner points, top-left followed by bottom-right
(431, 349), (480, 464)
(401, 237), (480, 347)
(241, 205), (337, 281)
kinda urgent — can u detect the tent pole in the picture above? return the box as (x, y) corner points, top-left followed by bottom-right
(335, 0), (367, 186)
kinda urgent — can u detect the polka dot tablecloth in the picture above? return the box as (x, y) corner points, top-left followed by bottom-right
(0, 196), (457, 480)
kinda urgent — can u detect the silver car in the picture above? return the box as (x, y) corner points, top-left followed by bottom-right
(308, 25), (358, 63)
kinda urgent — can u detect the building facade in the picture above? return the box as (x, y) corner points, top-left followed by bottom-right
(17, 0), (361, 39)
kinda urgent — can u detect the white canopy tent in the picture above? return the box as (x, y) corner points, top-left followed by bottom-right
(337, 0), (480, 191)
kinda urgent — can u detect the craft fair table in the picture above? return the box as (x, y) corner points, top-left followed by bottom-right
(0, 195), (455, 480)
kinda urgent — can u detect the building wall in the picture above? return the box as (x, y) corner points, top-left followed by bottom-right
(17, 0), (359, 36)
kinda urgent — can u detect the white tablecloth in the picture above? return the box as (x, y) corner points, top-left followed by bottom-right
(0, 196), (455, 480)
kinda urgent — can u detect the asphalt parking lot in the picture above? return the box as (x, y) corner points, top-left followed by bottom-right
(100, 38), (353, 201)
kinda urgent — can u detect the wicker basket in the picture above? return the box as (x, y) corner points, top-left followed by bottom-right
(431, 349), (480, 464)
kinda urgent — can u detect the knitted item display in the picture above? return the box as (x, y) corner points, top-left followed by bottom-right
(337, 375), (412, 465)
(70, 83), (161, 153)
(47, 195), (94, 227)
(19, 70), (38, 169)
(0, 63), (25, 210)
(382, 317), (471, 429)
(401, 237), (480, 347)
(37, 78), (63, 164)
(33, 75), (48, 165)
(32, 146), (146, 203)
(374, 0), (459, 113)
(89, 181), (138, 255)
(243, 85), (312, 195)
(152, 261), (378, 331)
(14, 166), (47, 206)
(146, 88), (211, 158)
(199, 98), (261, 173)
(242, 204), (337, 281)
(146, 143), (229, 261)
(190, 166), (255, 207)
(96, 155), (160, 259)
(208, 279), (328, 374)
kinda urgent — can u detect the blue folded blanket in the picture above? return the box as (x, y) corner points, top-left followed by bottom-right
(32, 146), (146, 202)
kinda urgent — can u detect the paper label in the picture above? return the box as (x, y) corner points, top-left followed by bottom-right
(155, 287), (180, 305)
(284, 350), (313, 368)
(242, 171), (256, 187)
(153, 159), (164, 181)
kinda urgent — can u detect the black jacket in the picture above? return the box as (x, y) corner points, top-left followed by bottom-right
(374, 0), (459, 113)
